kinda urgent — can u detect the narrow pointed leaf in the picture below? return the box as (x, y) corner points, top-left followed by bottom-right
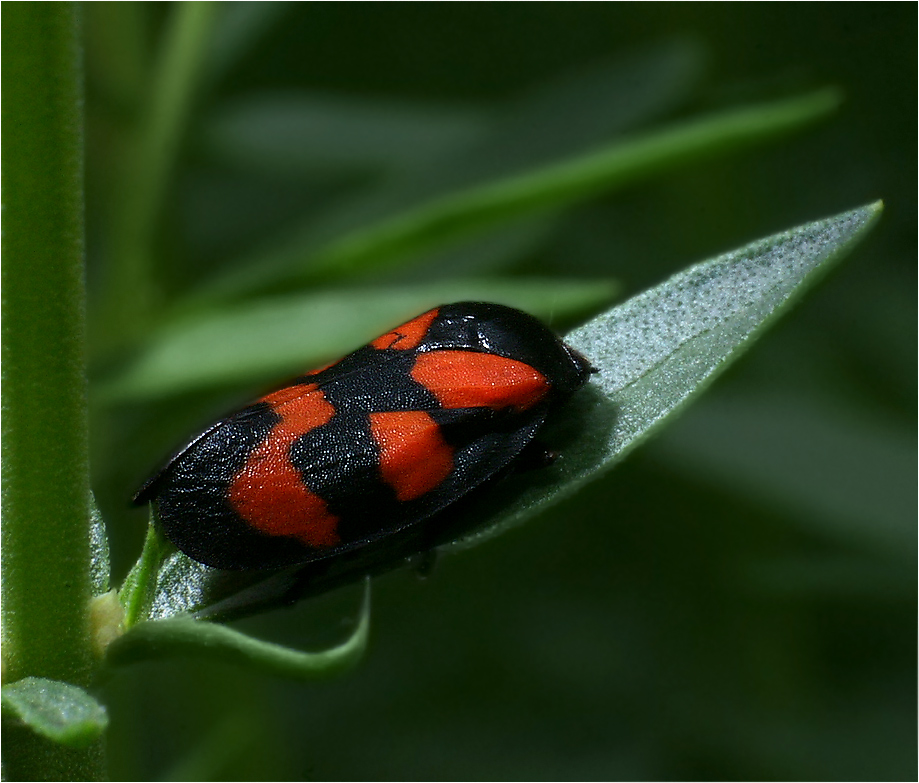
(204, 40), (699, 181)
(192, 89), (838, 305)
(2, 678), (108, 748)
(420, 40), (704, 191)
(448, 202), (883, 550)
(294, 90), (841, 280)
(127, 204), (881, 624)
(190, 40), (704, 304)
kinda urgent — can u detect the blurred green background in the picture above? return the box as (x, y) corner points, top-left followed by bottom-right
(86, 4), (915, 780)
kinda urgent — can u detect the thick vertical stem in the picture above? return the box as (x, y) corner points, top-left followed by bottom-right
(2, 3), (103, 778)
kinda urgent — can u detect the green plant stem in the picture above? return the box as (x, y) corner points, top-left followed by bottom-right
(1, 3), (104, 779)
(99, 1), (217, 347)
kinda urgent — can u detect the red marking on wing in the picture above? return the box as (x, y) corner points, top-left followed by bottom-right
(370, 308), (439, 351)
(228, 386), (340, 548)
(411, 351), (550, 412)
(369, 411), (454, 502)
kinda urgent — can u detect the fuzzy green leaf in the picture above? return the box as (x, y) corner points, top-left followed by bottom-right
(447, 202), (883, 550)
(88, 493), (110, 597)
(144, 548), (287, 622)
(2, 678), (108, 748)
(126, 204), (882, 626)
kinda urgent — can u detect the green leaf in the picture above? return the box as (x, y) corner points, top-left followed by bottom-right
(204, 40), (699, 181)
(145, 549), (254, 620)
(88, 492), (110, 597)
(421, 40), (704, 190)
(98, 278), (617, 402)
(1, 678), (108, 748)
(190, 41), (702, 303)
(128, 204), (882, 625)
(446, 202), (883, 550)
(123, 204), (881, 624)
(306, 89), (841, 278)
(106, 580), (370, 680)
(125, 512), (315, 624)
(192, 89), (840, 304)
(144, 544), (321, 622)
(119, 521), (173, 628)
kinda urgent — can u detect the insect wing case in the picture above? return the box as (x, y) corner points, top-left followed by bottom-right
(136, 303), (593, 571)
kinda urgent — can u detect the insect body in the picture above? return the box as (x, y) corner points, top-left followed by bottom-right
(135, 302), (594, 571)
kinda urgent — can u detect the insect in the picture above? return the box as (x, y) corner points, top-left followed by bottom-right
(134, 302), (595, 572)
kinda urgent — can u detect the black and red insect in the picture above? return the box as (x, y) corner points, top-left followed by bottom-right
(134, 302), (594, 572)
